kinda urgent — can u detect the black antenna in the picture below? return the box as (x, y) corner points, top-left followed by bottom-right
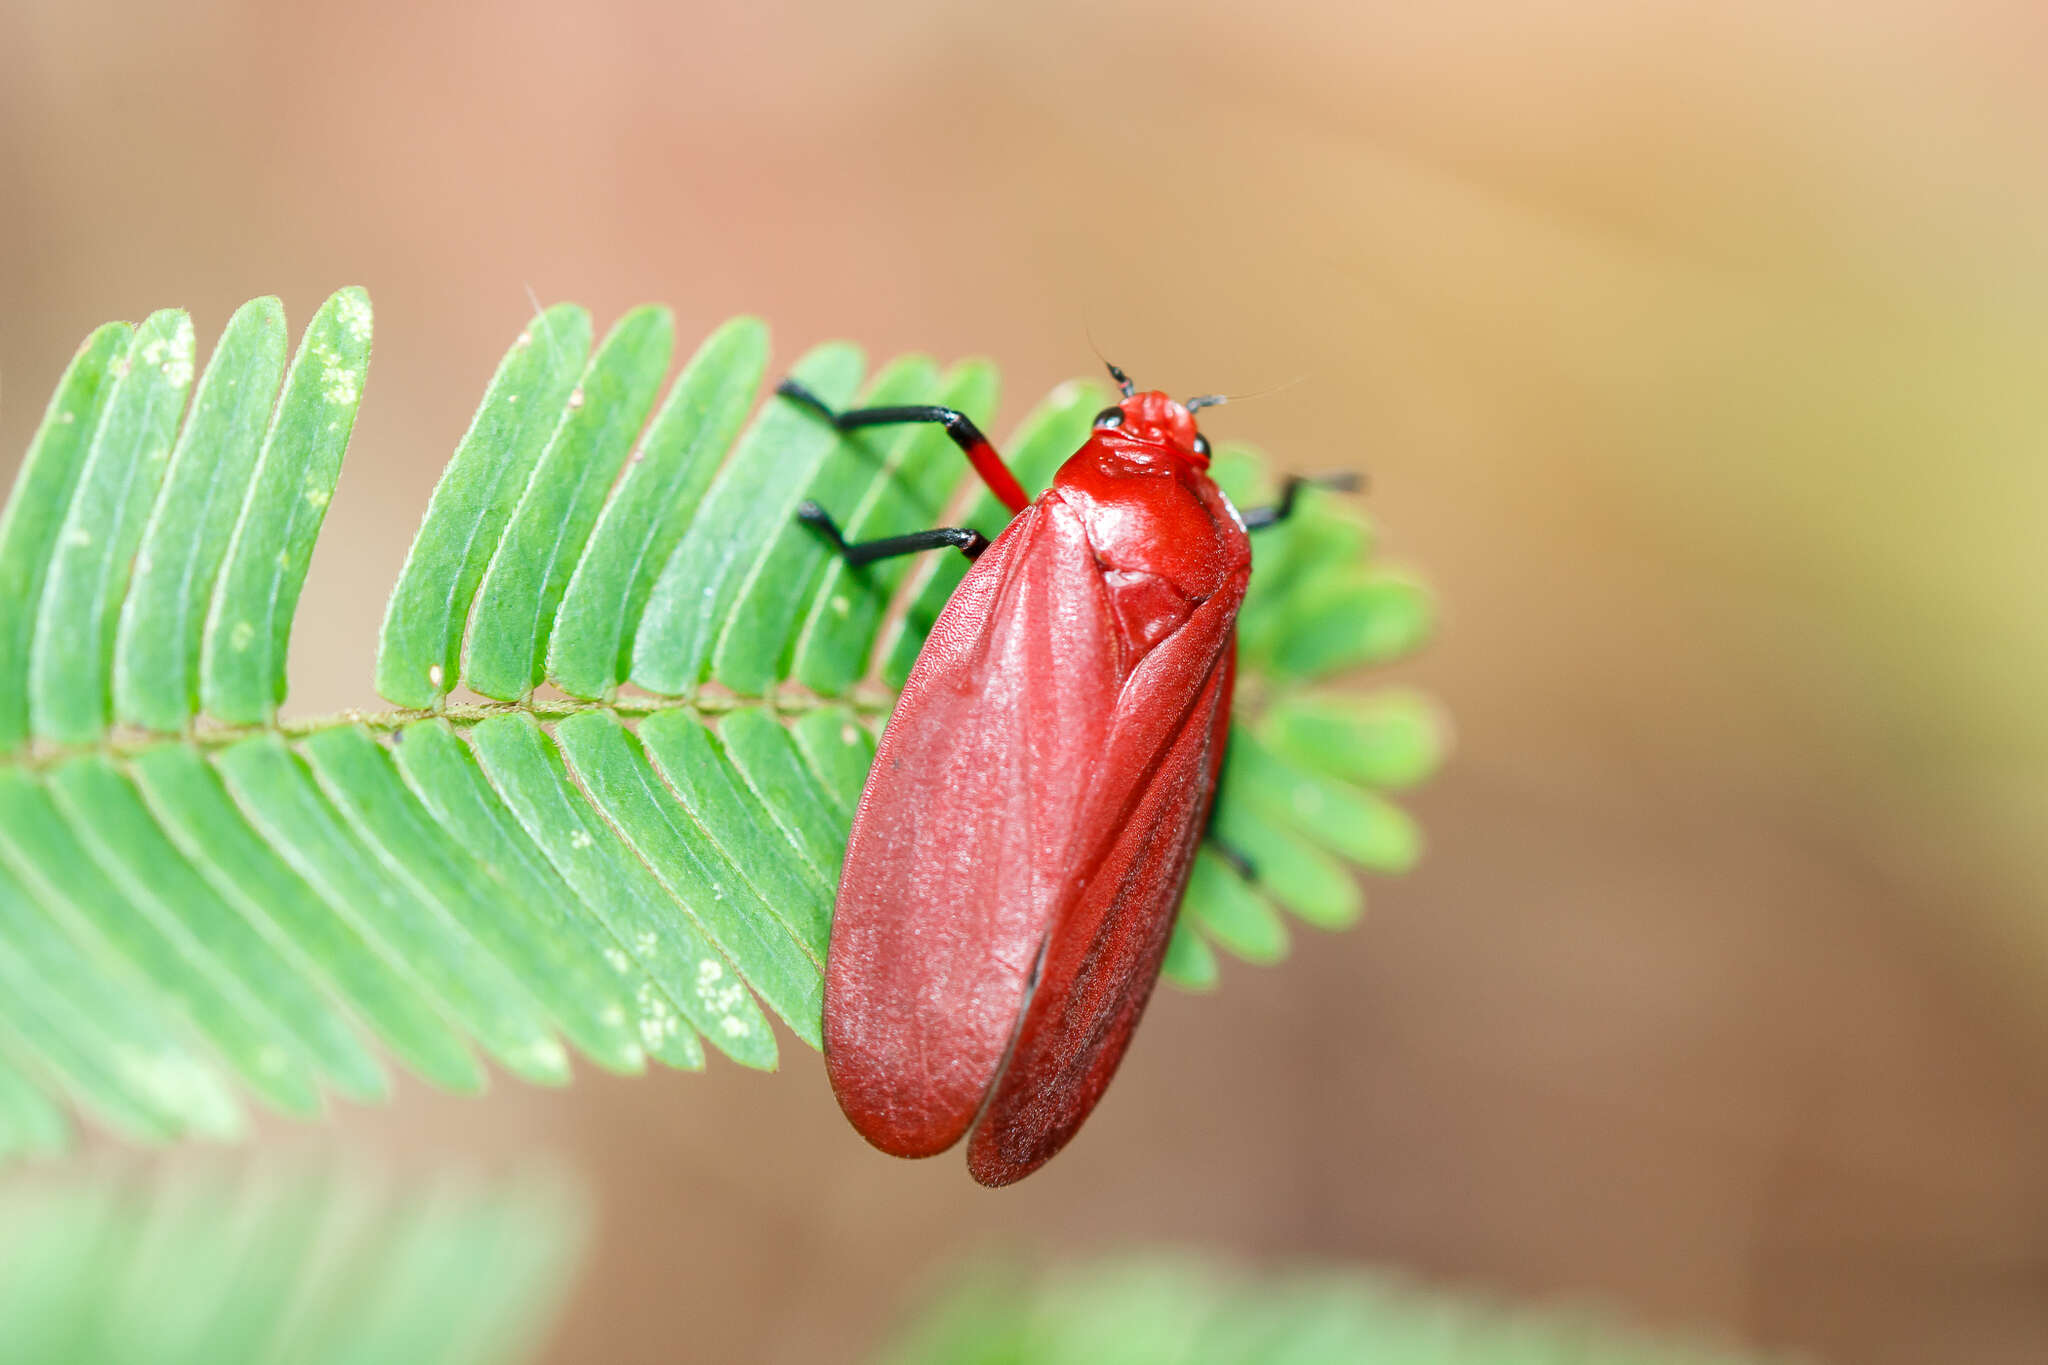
(1105, 362), (1135, 399)
(1183, 394), (1227, 413)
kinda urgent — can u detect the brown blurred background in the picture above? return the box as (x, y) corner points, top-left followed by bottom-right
(5, 1), (2048, 1360)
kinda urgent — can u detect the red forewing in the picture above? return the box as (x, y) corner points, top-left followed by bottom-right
(965, 622), (1236, 1185)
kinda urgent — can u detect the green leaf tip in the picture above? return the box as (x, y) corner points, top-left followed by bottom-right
(116, 295), (291, 734)
(29, 309), (197, 745)
(467, 306), (676, 700)
(378, 302), (595, 709)
(550, 314), (770, 700)
(202, 286), (373, 726)
(0, 319), (133, 752)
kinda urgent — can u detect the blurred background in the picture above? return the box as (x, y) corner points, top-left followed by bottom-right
(4, 1), (2047, 1360)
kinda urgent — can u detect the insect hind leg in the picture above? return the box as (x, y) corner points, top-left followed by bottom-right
(1204, 836), (1258, 883)
(1241, 471), (1363, 530)
(797, 500), (988, 567)
(777, 376), (1030, 515)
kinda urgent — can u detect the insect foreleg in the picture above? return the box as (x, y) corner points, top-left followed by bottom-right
(797, 499), (989, 567)
(1241, 471), (1363, 530)
(778, 377), (1030, 515)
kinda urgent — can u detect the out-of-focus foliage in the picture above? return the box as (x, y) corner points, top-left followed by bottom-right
(0, 1167), (580, 1365)
(0, 294), (1440, 1158)
(880, 1256), (1801, 1365)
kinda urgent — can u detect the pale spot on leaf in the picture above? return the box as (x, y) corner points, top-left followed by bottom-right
(336, 290), (373, 343)
(524, 1037), (568, 1072)
(323, 366), (360, 406)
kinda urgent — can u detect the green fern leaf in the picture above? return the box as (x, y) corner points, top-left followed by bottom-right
(466, 307), (673, 700)
(884, 1256), (1797, 1365)
(0, 1169), (580, 1365)
(131, 741), (481, 1093)
(30, 310), (197, 745)
(0, 321), (131, 750)
(376, 304), (592, 709)
(547, 316), (767, 700)
(115, 297), (287, 733)
(202, 289), (371, 726)
(0, 293), (1443, 1157)
(634, 341), (864, 696)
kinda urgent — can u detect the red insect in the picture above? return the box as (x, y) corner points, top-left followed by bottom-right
(783, 363), (1348, 1186)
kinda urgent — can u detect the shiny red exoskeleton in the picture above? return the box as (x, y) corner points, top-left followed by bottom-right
(818, 382), (1250, 1186)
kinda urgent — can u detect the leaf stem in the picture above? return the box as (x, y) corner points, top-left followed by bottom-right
(2, 684), (900, 773)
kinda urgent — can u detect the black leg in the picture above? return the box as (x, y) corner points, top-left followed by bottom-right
(1241, 471), (1363, 530)
(778, 377), (1030, 515)
(798, 500), (988, 568)
(1202, 736), (1259, 881)
(1206, 836), (1259, 883)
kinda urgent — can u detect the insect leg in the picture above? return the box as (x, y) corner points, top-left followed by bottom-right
(1200, 721), (1260, 880)
(778, 377), (1031, 516)
(1241, 471), (1363, 530)
(1205, 836), (1259, 883)
(797, 500), (988, 567)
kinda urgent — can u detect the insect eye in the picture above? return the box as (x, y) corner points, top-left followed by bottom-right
(1093, 407), (1125, 428)
(1191, 434), (1211, 458)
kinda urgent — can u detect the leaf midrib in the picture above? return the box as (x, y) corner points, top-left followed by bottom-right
(0, 687), (903, 776)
